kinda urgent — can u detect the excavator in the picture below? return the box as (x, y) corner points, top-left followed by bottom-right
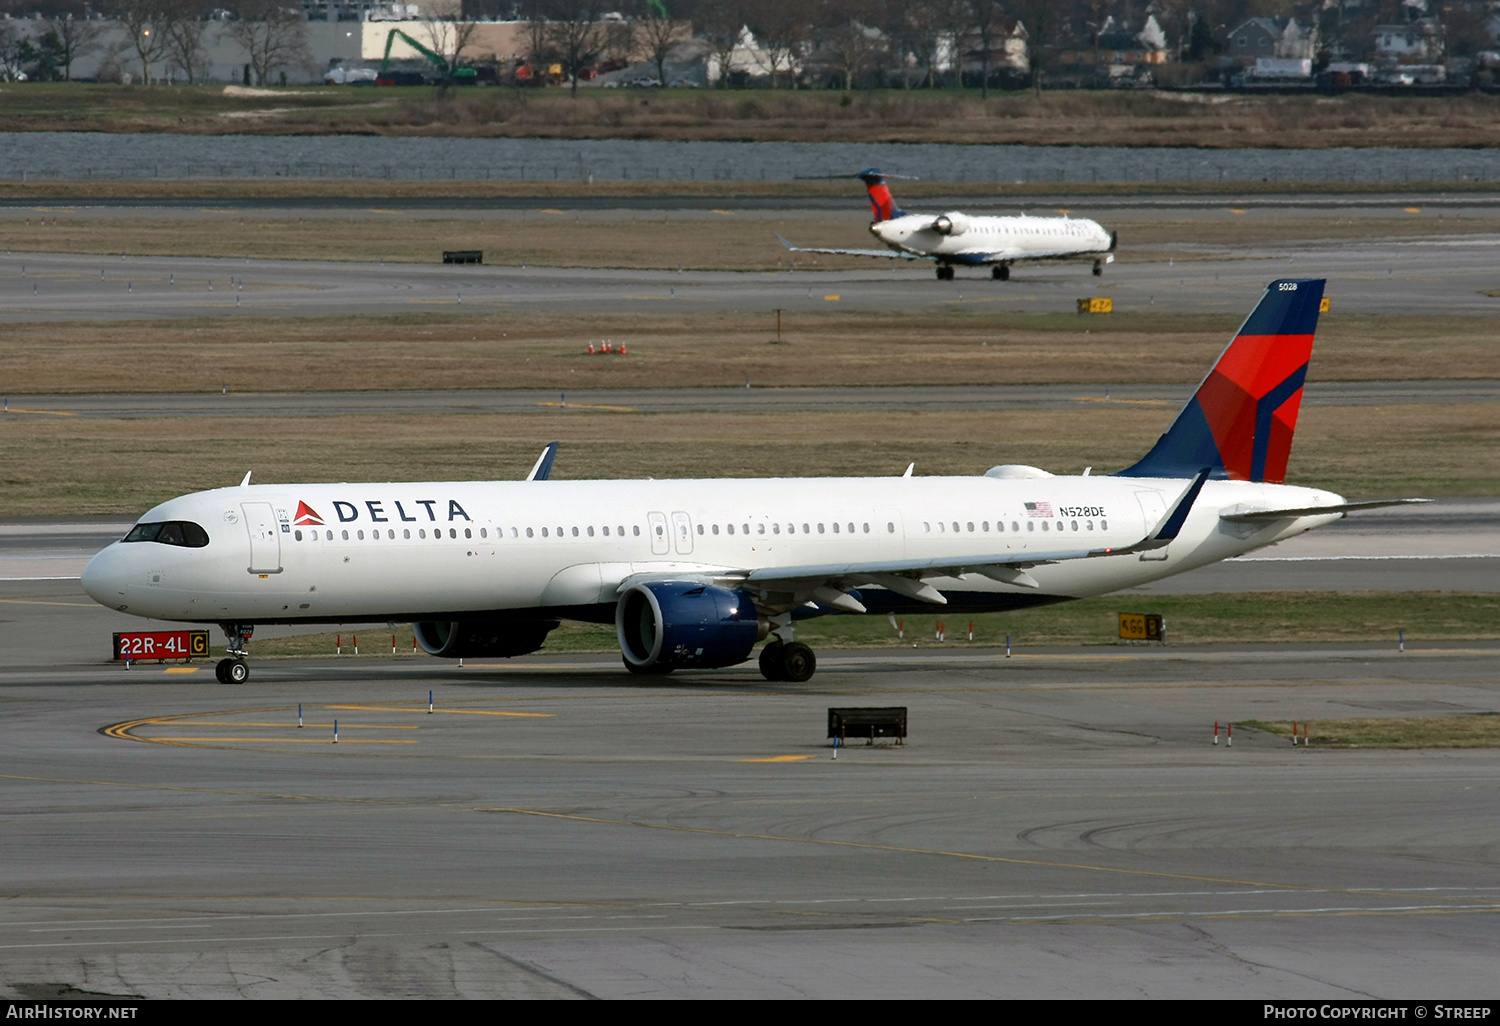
(377, 28), (477, 86)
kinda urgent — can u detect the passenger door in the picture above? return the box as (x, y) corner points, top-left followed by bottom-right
(242, 502), (282, 573)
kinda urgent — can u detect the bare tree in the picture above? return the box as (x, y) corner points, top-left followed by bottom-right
(693, 0), (746, 88)
(635, 0), (678, 86)
(160, 0), (212, 83)
(522, 0), (607, 96)
(109, 0), (169, 84)
(421, 15), (481, 84)
(226, 0), (311, 86)
(816, 0), (886, 90)
(43, 4), (106, 81)
(1008, 0), (1058, 95)
(748, 0), (810, 88)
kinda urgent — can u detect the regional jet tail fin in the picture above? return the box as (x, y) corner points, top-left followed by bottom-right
(857, 168), (908, 223)
(526, 442), (559, 482)
(1117, 278), (1325, 483)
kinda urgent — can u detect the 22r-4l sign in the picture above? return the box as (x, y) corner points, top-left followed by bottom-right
(113, 630), (210, 661)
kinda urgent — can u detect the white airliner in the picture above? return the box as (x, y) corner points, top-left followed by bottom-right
(777, 168), (1117, 281)
(82, 279), (1417, 684)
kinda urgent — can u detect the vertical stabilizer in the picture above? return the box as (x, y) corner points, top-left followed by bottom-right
(856, 168), (907, 223)
(1117, 279), (1325, 483)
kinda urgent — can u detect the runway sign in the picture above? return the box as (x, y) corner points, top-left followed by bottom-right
(1077, 297), (1113, 314)
(1118, 613), (1164, 642)
(114, 630), (210, 661)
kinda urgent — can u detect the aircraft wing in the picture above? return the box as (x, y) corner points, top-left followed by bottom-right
(619, 470), (1210, 610)
(774, 233), (924, 261)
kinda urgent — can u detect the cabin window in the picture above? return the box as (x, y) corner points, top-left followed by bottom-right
(887, 522), (895, 533)
(1041, 522), (1049, 532)
(788, 524), (795, 534)
(419, 529), (426, 539)
(404, 529), (411, 539)
(466, 528), (473, 539)
(633, 525), (641, 536)
(1012, 521), (1020, 532)
(1086, 521), (1093, 531)
(602, 526), (609, 536)
(923, 522), (930, 532)
(937, 522), (945, 533)
(817, 523), (825, 534)
(619, 525), (626, 536)
(712, 524), (720, 535)
(541, 528), (548, 537)
(996, 521), (1003, 532)
(1027, 522), (1034, 532)
(358, 530), (366, 540)
(982, 521), (989, 532)
(587, 526), (594, 537)
(526, 528), (534, 537)
(773, 523), (781, 534)
(555, 527), (563, 538)
(967, 522), (974, 532)
(758, 524), (766, 535)
(863, 523), (870, 534)
(697, 524), (704, 535)
(1101, 519), (1108, 531)
(294, 530), (303, 541)
(831, 522), (839, 534)
(570, 527), (578, 537)
(743, 524), (750, 535)
(804, 523), (811, 534)
(1071, 521), (1078, 532)
(481, 528), (488, 538)
(728, 524), (736, 535)
(511, 527), (519, 537)
(342, 530), (349, 540)
(952, 521), (960, 533)
(326, 530), (333, 541)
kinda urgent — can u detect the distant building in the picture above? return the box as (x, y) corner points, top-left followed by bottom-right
(1228, 17), (1317, 62)
(1374, 18), (1446, 62)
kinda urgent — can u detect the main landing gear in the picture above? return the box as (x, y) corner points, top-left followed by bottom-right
(758, 639), (816, 683)
(1092, 259), (1104, 277)
(935, 265), (954, 281)
(215, 622), (253, 684)
(991, 264), (1010, 281)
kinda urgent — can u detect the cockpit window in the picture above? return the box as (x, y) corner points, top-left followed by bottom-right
(123, 521), (210, 548)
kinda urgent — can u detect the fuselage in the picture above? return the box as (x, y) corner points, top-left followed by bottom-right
(871, 212), (1112, 265)
(82, 474), (1343, 626)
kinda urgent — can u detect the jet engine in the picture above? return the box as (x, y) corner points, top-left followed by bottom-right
(932, 212), (971, 237)
(616, 581), (762, 672)
(413, 618), (559, 658)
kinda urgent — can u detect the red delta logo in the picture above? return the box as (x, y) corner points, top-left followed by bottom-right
(293, 501), (325, 527)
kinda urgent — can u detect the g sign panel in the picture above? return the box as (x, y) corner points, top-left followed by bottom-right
(1118, 613), (1164, 642)
(114, 630), (210, 661)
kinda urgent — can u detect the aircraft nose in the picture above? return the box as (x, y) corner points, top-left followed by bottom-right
(82, 544), (132, 610)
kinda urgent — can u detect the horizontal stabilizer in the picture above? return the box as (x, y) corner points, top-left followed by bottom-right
(1219, 498), (1429, 523)
(773, 233), (922, 260)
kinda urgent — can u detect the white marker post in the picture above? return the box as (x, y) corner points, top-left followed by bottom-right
(298, 703), (303, 728)
(333, 719), (339, 744)
(428, 690), (434, 715)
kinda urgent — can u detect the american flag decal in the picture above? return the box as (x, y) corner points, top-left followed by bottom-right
(1024, 502), (1054, 518)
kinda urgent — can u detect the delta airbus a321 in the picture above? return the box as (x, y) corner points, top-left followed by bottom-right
(776, 168), (1117, 281)
(83, 279), (1418, 684)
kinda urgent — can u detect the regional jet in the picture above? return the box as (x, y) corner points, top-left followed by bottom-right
(82, 279), (1418, 684)
(777, 167), (1117, 280)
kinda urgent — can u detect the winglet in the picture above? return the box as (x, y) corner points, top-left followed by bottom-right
(526, 442), (559, 482)
(240, 471), (252, 487)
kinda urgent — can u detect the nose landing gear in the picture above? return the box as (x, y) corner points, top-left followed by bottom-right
(215, 623), (254, 684)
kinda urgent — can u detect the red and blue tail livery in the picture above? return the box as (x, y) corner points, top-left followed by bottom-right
(1119, 278), (1325, 483)
(856, 168), (906, 223)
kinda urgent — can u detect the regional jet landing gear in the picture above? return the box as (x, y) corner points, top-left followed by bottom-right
(215, 622), (253, 684)
(935, 264), (954, 281)
(992, 264), (1010, 281)
(1092, 259), (1104, 277)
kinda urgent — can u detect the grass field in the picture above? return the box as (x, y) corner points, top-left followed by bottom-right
(4, 84), (1500, 149)
(234, 592), (1499, 661)
(2, 399), (1495, 515)
(4, 208), (1498, 270)
(2, 309), (1499, 395)
(1244, 716), (1500, 748)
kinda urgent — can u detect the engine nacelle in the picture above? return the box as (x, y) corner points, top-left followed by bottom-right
(932, 212), (971, 237)
(616, 581), (760, 671)
(413, 619), (558, 658)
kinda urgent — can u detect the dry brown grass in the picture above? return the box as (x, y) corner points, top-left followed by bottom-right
(3, 209), (1498, 270)
(2, 401), (1494, 515)
(2, 309), (1498, 394)
(6, 85), (1500, 148)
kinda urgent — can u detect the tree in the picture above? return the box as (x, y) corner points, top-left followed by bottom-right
(43, 5), (106, 81)
(636, 0), (680, 87)
(109, 0), (169, 84)
(747, 0), (810, 88)
(522, 0), (608, 97)
(694, 0), (746, 88)
(226, 0), (311, 86)
(160, 0), (212, 83)
(816, 0), (887, 90)
(1007, 0), (1059, 95)
(421, 15), (481, 85)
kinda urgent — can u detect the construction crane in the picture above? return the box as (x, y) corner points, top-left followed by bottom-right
(379, 28), (477, 85)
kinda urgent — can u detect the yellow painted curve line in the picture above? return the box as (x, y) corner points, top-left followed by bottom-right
(740, 755), (815, 763)
(141, 737), (417, 744)
(2, 408), (75, 417)
(534, 402), (636, 412)
(0, 598), (95, 607)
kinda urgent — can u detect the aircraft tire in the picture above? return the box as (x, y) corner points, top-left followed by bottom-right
(779, 642), (816, 683)
(1093, 260), (1103, 277)
(214, 658), (231, 683)
(227, 660), (249, 684)
(758, 641), (786, 681)
(993, 265), (1009, 281)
